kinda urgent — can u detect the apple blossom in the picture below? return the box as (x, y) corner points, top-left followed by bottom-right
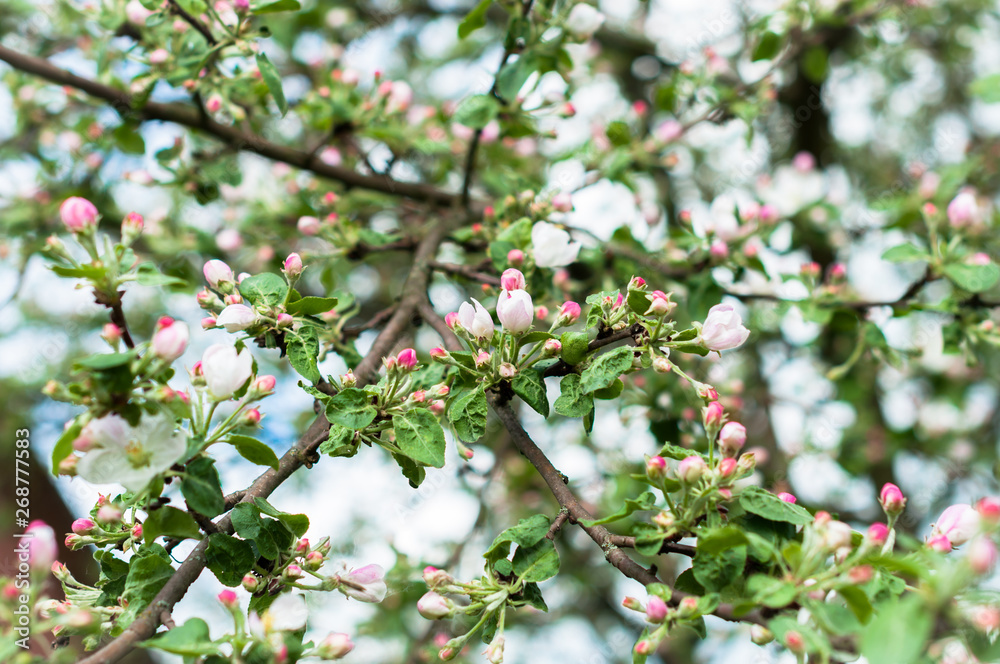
(531, 221), (581, 268)
(867, 523), (889, 545)
(932, 504), (981, 547)
(718, 421), (746, 456)
(700, 304), (750, 351)
(417, 591), (453, 619)
(335, 564), (387, 603)
(216, 303), (258, 332)
(283, 253), (303, 277)
(702, 401), (724, 429)
(947, 190), (979, 227)
(879, 483), (906, 514)
(968, 537), (998, 574)
(317, 633), (355, 659)
(565, 3), (605, 39)
(151, 316), (189, 361)
(778, 492), (797, 503)
(75, 414), (187, 491)
(496, 288), (533, 334)
(71, 518), (96, 535)
(457, 298), (494, 340)
(59, 196), (99, 232)
(557, 300), (582, 325)
(297, 215), (321, 235)
(201, 343), (254, 400)
(678, 456), (707, 484)
(977, 496), (1000, 523)
(500, 268), (526, 292)
(646, 596), (668, 623)
(25, 521), (58, 571)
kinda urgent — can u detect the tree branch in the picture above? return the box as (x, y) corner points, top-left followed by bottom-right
(77, 220), (453, 664)
(0, 46), (462, 208)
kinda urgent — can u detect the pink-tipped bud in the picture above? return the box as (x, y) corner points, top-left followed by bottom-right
(417, 591), (454, 619)
(542, 339), (562, 357)
(702, 401), (724, 429)
(718, 458), (737, 479)
(621, 596), (643, 611)
(151, 316), (189, 362)
(646, 456), (667, 479)
(218, 589), (238, 607)
(928, 534), (952, 553)
(557, 301), (582, 325)
(96, 504), (122, 524)
(201, 317), (217, 330)
(879, 483), (906, 515)
(251, 375), (276, 397)
(645, 596), (668, 623)
(652, 357), (671, 373)
(829, 263), (847, 281)
(628, 276), (647, 290)
(203, 259), (234, 289)
(800, 262), (821, 279)
(297, 215), (321, 235)
(305, 551), (324, 570)
(718, 421), (746, 457)
(121, 211), (144, 239)
(977, 497), (1000, 523)
(634, 640), (654, 655)
(678, 456), (707, 484)
(284, 564), (304, 581)
(71, 518), (96, 535)
(968, 537), (998, 575)
(283, 253), (303, 278)
(243, 408), (262, 426)
(867, 523), (889, 545)
(131, 523), (143, 540)
(474, 350), (491, 367)
(317, 632), (355, 659)
(59, 197), (99, 232)
(507, 249), (524, 267)
(276, 313), (294, 328)
(242, 574), (260, 592)
(102, 323), (122, 345)
(784, 630), (805, 654)
(499, 362), (517, 379)
(777, 492), (797, 504)
(645, 290), (675, 316)
(396, 348), (418, 370)
(429, 347), (448, 360)
(500, 268), (526, 292)
(709, 239), (729, 259)
(429, 400), (445, 415)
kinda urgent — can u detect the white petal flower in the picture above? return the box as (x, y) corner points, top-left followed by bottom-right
(457, 298), (495, 340)
(75, 414), (187, 492)
(700, 303), (750, 351)
(216, 304), (258, 333)
(496, 289), (534, 334)
(531, 222), (581, 268)
(565, 4), (605, 39)
(264, 593), (309, 632)
(201, 343), (254, 400)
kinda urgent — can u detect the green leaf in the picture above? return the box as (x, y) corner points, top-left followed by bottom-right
(837, 585), (874, 623)
(143, 507), (202, 543)
(457, 0), (492, 39)
(286, 296), (338, 317)
(113, 122), (145, 155)
(752, 31), (782, 61)
(580, 492), (655, 527)
(497, 54), (535, 101)
(326, 387), (377, 429)
(286, 324), (321, 383)
(554, 374), (594, 418)
(231, 503), (281, 559)
(579, 345), (634, 393)
(256, 52), (288, 115)
(73, 351), (136, 370)
(943, 262), (1000, 293)
(392, 409), (446, 468)
(51, 419), (82, 476)
(453, 94), (499, 129)
(969, 73), (1000, 103)
(140, 618), (219, 656)
(228, 435), (280, 470)
(484, 514), (551, 563)
(320, 424), (358, 458)
(738, 486), (813, 525)
(696, 527), (749, 555)
(239, 272), (288, 308)
(135, 263), (186, 287)
(176, 0), (208, 15)
(116, 545), (174, 634)
(692, 545), (745, 592)
(606, 120), (631, 147)
(860, 595), (932, 664)
(205, 533), (256, 587)
(511, 539), (560, 583)
(559, 331), (590, 365)
(881, 243), (928, 263)
(747, 574), (799, 608)
(449, 386), (488, 443)
(250, 0), (301, 13)
(511, 368), (549, 417)
(253, 497), (309, 537)
(181, 456), (225, 518)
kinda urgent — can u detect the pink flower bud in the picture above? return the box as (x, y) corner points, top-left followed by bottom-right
(305, 551), (324, 570)
(645, 596), (668, 623)
(932, 504), (981, 547)
(200, 317), (217, 330)
(535, 305), (549, 320)
(242, 574), (260, 592)
(151, 316), (189, 361)
(284, 564), (304, 581)
(218, 589), (238, 607)
(417, 591), (453, 619)
(542, 339), (562, 357)
(206, 94), (222, 113)
(829, 263), (847, 281)
(283, 253), (303, 277)
(275, 313), (293, 328)
(784, 630), (805, 653)
(71, 518), (96, 535)
(396, 348), (418, 370)
(102, 323), (122, 345)
(646, 456), (667, 479)
(297, 215), (321, 235)
(718, 422), (746, 457)
(879, 483), (906, 515)
(628, 276), (646, 290)
(251, 375), (276, 397)
(131, 523), (143, 540)
(423, 566), (454, 587)
(848, 565), (873, 584)
(318, 632), (355, 659)
(702, 401), (724, 429)
(977, 497), (1000, 523)
(777, 492), (797, 504)
(652, 357), (671, 373)
(718, 457), (737, 479)
(928, 534), (952, 553)
(59, 197), (99, 232)
(499, 362), (517, 379)
(867, 523), (889, 545)
(243, 408), (262, 426)
(969, 537), (998, 575)
(507, 249), (524, 267)
(474, 350), (491, 367)
(429, 400), (445, 415)
(557, 301), (581, 325)
(410, 390), (426, 403)
(634, 640), (654, 655)
(224, 293), (243, 305)
(750, 625), (774, 645)
(709, 239), (729, 259)
(947, 190), (979, 227)
(645, 290), (675, 316)
(121, 211), (144, 238)
(678, 456), (707, 484)
(429, 347), (448, 361)
(97, 504), (122, 524)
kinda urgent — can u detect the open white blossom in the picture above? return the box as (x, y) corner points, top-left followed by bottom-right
(201, 343), (254, 400)
(76, 414), (187, 492)
(700, 304), (751, 351)
(531, 221), (581, 268)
